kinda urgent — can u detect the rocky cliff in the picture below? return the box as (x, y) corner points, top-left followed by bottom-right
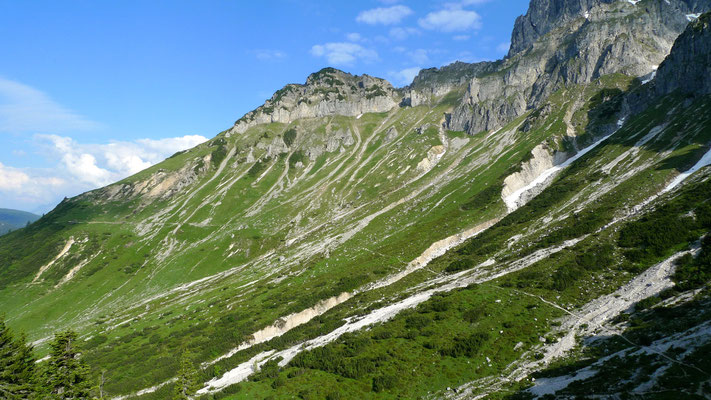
(652, 11), (711, 96)
(626, 11), (711, 114)
(402, 61), (499, 107)
(447, 0), (711, 135)
(229, 68), (400, 135)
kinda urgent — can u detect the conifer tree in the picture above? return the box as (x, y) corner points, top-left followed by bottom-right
(41, 330), (91, 399)
(0, 318), (36, 399)
(11, 332), (36, 397)
(173, 350), (200, 400)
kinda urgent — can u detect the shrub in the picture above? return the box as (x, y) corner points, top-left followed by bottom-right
(446, 258), (473, 273)
(441, 332), (489, 358)
(372, 373), (398, 392)
(283, 129), (297, 147)
(551, 263), (584, 291)
(211, 144), (228, 167)
(405, 314), (433, 330)
(462, 306), (486, 323)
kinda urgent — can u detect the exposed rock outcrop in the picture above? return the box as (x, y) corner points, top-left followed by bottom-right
(625, 12), (711, 116)
(501, 143), (569, 202)
(230, 68), (399, 135)
(448, 0), (711, 135)
(402, 61), (498, 107)
(654, 12), (711, 96)
(90, 155), (208, 203)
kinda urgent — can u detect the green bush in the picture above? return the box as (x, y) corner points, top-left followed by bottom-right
(283, 129), (297, 147)
(211, 144), (228, 167)
(446, 258), (473, 273)
(440, 332), (489, 358)
(372, 373), (398, 392)
(673, 236), (711, 290)
(551, 263), (584, 291)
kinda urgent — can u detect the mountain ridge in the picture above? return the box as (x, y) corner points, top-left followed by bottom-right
(1, 2), (711, 399)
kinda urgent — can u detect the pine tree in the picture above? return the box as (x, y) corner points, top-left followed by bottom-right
(173, 351), (200, 400)
(10, 332), (35, 397)
(42, 330), (91, 399)
(0, 318), (36, 399)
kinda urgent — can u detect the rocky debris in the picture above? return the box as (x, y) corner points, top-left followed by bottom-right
(501, 143), (569, 203)
(325, 128), (354, 152)
(415, 124), (431, 135)
(230, 68), (400, 134)
(305, 145), (324, 161)
(96, 158), (204, 203)
(266, 136), (289, 158)
(384, 126), (398, 142)
(245, 148), (255, 163)
(416, 145), (446, 173)
(448, 0), (711, 135)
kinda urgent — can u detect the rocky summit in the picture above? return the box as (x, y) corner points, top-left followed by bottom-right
(2, 1), (711, 399)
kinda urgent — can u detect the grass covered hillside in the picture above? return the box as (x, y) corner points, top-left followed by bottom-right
(1, 3), (711, 400)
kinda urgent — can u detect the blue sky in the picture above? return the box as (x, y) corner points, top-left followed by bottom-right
(0, 0), (529, 213)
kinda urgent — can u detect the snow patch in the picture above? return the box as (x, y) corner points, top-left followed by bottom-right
(503, 131), (615, 211)
(640, 66), (658, 84)
(662, 146), (711, 193)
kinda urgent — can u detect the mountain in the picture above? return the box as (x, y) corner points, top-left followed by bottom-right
(1, 2), (711, 399)
(0, 208), (40, 236)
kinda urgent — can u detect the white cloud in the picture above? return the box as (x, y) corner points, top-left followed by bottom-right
(346, 32), (363, 42)
(356, 5), (413, 25)
(253, 49), (286, 61)
(0, 77), (209, 212)
(0, 77), (100, 134)
(38, 134), (208, 186)
(409, 49), (430, 65)
(418, 9), (482, 32)
(0, 162), (30, 191)
(390, 67), (422, 86)
(0, 162), (65, 211)
(389, 27), (420, 40)
(496, 42), (511, 54)
(310, 42), (379, 66)
(453, 35), (471, 41)
(0, 134), (208, 211)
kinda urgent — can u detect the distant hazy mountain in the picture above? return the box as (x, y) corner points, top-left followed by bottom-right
(0, 208), (40, 235)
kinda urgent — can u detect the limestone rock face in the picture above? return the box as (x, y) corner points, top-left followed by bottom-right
(509, 0), (710, 55)
(402, 61), (498, 107)
(627, 12), (711, 113)
(652, 12), (711, 97)
(447, 0), (711, 135)
(326, 129), (354, 152)
(508, 0), (616, 56)
(230, 68), (400, 135)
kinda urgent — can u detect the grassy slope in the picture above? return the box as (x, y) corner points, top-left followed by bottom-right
(0, 64), (709, 399)
(189, 93), (711, 399)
